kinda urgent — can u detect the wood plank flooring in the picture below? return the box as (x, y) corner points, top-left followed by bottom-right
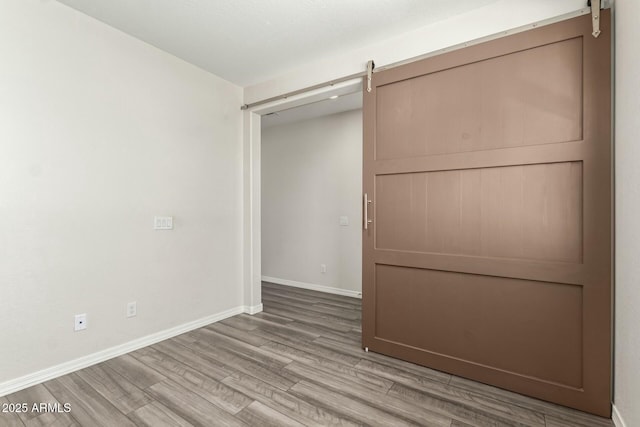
(0, 282), (613, 427)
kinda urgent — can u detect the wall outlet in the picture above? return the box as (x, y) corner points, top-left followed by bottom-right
(339, 216), (349, 226)
(320, 264), (327, 274)
(74, 313), (87, 331)
(127, 302), (137, 318)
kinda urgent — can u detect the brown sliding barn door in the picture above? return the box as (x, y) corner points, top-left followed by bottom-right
(362, 11), (611, 416)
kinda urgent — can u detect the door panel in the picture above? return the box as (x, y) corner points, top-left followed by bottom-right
(375, 162), (583, 262)
(363, 11), (611, 417)
(374, 265), (583, 388)
(375, 37), (583, 160)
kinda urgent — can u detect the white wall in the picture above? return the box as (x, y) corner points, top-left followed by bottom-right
(0, 0), (243, 388)
(262, 109), (362, 294)
(244, 0), (588, 104)
(614, 1), (640, 425)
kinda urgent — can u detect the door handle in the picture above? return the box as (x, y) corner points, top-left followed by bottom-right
(363, 193), (372, 230)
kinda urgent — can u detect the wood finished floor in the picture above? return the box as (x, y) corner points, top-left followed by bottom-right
(0, 282), (613, 427)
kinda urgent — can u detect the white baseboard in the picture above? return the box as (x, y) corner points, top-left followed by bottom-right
(262, 276), (362, 299)
(0, 305), (247, 397)
(612, 404), (627, 427)
(243, 303), (263, 315)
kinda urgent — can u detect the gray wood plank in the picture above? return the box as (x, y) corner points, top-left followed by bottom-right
(261, 290), (362, 314)
(255, 315), (363, 347)
(314, 302), (362, 319)
(236, 401), (305, 427)
(284, 361), (393, 395)
(355, 358), (453, 393)
(238, 313), (322, 341)
(250, 309), (363, 347)
(219, 315), (261, 332)
(544, 414), (614, 427)
(253, 320), (321, 343)
(206, 321), (271, 347)
(43, 373), (136, 427)
(316, 329), (363, 346)
(262, 294), (361, 321)
(285, 363), (452, 426)
(359, 359), (547, 426)
(260, 340), (338, 366)
(315, 335), (452, 384)
(290, 380), (421, 427)
(74, 363), (153, 414)
(23, 412), (78, 427)
(127, 401), (193, 427)
(260, 334), (362, 367)
(327, 338), (452, 385)
(266, 300), (359, 330)
(146, 379), (248, 427)
(103, 354), (166, 390)
(263, 305), (354, 333)
(191, 327), (292, 366)
(152, 339), (233, 381)
(262, 282), (362, 307)
(388, 383), (536, 427)
(131, 346), (252, 414)
(0, 396), (26, 427)
(4, 384), (62, 423)
(222, 373), (361, 427)
(248, 311), (294, 325)
(449, 376), (613, 427)
(173, 334), (299, 391)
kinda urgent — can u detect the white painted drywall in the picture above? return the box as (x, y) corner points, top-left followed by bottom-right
(614, 0), (640, 425)
(0, 0), (243, 386)
(261, 109), (362, 293)
(244, 0), (588, 103)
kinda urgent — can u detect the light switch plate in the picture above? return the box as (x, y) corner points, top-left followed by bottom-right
(154, 216), (173, 230)
(339, 216), (349, 226)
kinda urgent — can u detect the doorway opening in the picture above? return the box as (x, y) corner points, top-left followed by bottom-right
(242, 79), (363, 313)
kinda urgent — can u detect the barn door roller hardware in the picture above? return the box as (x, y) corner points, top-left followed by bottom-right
(366, 60), (375, 93)
(240, 60), (376, 110)
(588, 0), (601, 38)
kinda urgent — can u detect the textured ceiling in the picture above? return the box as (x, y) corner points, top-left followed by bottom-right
(55, 0), (499, 86)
